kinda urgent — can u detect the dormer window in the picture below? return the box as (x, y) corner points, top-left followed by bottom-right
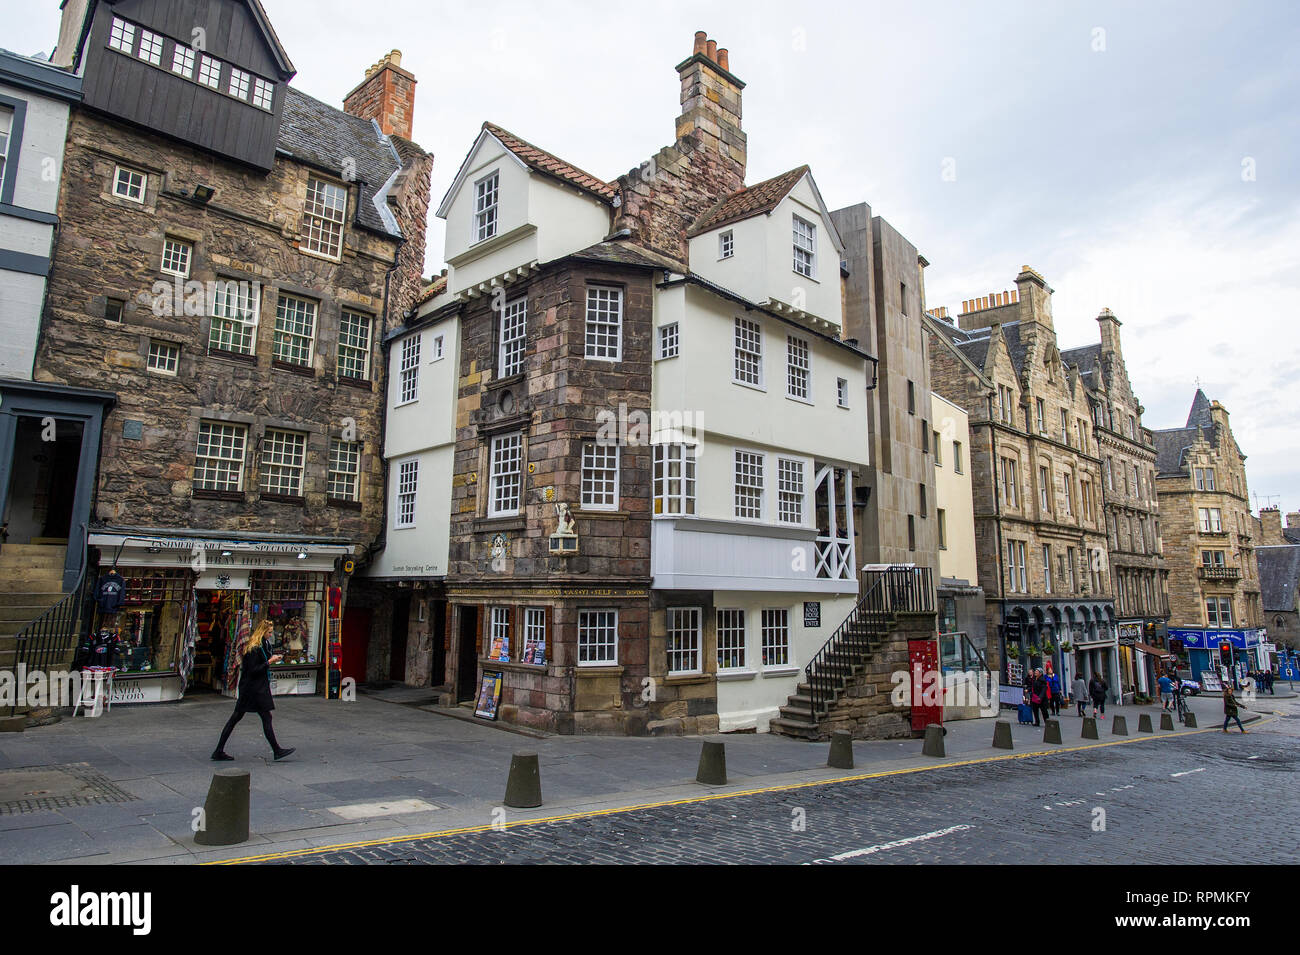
(474, 171), (499, 242)
(197, 54), (222, 90)
(303, 176), (347, 259)
(228, 68), (251, 102)
(137, 30), (164, 66)
(108, 17), (135, 54)
(719, 230), (734, 259)
(792, 215), (816, 278)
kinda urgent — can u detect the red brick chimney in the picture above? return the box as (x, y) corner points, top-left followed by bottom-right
(344, 50), (417, 140)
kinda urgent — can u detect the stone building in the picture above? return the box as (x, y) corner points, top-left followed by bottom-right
(927, 267), (1115, 698)
(27, 0), (430, 702)
(1153, 390), (1262, 684)
(1256, 507), (1300, 652)
(1061, 308), (1171, 699)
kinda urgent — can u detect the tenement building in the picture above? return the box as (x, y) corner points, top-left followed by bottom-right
(382, 32), (938, 739)
(1153, 390), (1262, 686)
(28, 0), (430, 703)
(1061, 308), (1171, 700)
(927, 267), (1115, 700)
(1255, 508), (1300, 654)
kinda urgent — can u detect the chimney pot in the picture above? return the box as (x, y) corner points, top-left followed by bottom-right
(717, 48), (729, 70)
(706, 39), (718, 61)
(694, 31), (707, 56)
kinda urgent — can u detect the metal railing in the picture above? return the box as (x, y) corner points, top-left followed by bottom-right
(804, 566), (936, 719)
(7, 541), (93, 717)
(940, 630), (991, 677)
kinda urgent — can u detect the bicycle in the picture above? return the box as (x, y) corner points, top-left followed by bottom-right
(1173, 686), (1188, 723)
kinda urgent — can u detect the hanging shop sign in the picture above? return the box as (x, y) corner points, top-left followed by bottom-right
(1117, 621), (1142, 645)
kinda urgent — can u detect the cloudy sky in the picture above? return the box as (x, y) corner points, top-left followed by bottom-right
(6, 0), (1298, 511)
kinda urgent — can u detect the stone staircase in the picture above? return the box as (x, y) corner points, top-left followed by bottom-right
(0, 544), (73, 722)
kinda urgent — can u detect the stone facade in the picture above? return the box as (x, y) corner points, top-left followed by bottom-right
(1153, 391), (1262, 635)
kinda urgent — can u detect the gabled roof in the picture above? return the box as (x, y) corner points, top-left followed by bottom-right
(279, 87), (406, 238)
(1258, 545), (1300, 613)
(97, 0), (295, 78)
(436, 122), (616, 217)
(688, 165), (810, 236)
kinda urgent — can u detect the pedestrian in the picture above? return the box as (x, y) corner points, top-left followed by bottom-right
(1029, 668), (1050, 727)
(1222, 683), (1247, 734)
(1047, 669), (1062, 716)
(1157, 671), (1175, 710)
(1265, 669), (1275, 695)
(1089, 672), (1109, 719)
(1072, 673), (1088, 717)
(211, 620), (295, 761)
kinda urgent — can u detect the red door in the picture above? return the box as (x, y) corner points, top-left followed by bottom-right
(341, 608), (371, 687)
(909, 638), (943, 731)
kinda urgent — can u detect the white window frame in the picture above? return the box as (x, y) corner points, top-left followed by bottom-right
(137, 29), (164, 66)
(337, 310), (373, 382)
(488, 607), (512, 662)
(328, 439), (362, 502)
(761, 608), (791, 668)
(473, 171), (499, 243)
(113, 165), (146, 203)
(197, 54), (222, 90)
(584, 286), (622, 361)
(146, 340), (180, 376)
(195, 421), (247, 492)
(497, 296), (526, 378)
(580, 442), (619, 511)
(719, 230), (734, 259)
(432, 334), (445, 361)
(252, 78), (275, 111)
(171, 45), (195, 78)
(303, 176), (347, 260)
(792, 214), (817, 278)
(108, 17), (136, 54)
(653, 443), (697, 516)
(777, 457), (805, 525)
(837, 377), (849, 409)
(398, 334), (421, 405)
(161, 237), (191, 277)
(0, 107), (12, 187)
(272, 293), (318, 367)
(954, 440), (963, 474)
(523, 608), (547, 665)
(716, 608), (746, 670)
(658, 322), (679, 360)
(489, 432), (523, 517)
(734, 449), (765, 521)
(733, 317), (763, 388)
(786, 335), (811, 402)
(259, 428), (307, 497)
(395, 458), (418, 528)
(665, 607), (702, 675)
(577, 609), (618, 667)
(228, 67), (251, 101)
(208, 279), (260, 355)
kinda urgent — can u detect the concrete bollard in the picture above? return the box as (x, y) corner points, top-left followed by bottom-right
(504, 751), (542, 808)
(992, 720), (1013, 750)
(194, 768), (250, 846)
(1112, 715), (1129, 735)
(827, 730), (854, 769)
(1138, 713), (1154, 733)
(1081, 717), (1099, 740)
(696, 740), (727, 785)
(1183, 711), (1198, 728)
(1043, 719), (1062, 744)
(921, 723), (945, 757)
(1160, 712), (1175, 731)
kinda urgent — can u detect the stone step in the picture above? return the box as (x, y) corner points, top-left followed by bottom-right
(0, 554), (67, 569)
(0, 592), (65, 610)
(0, 543), (68, 556)
(0, 575), (66, 593)
(768, 717), (823, 740)
(0, 600), (64, 623)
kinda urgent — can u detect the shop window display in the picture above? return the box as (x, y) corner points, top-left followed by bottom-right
(250, 572), (323, 668)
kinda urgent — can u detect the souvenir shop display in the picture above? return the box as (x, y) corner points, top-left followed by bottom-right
(474, 671), (503, 720)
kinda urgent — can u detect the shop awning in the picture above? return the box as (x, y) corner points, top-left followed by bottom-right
(1133, 641), (1173, 658)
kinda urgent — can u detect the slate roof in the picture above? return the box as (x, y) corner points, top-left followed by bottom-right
(567, 239), (685, 272)
(1186, 388), (1214, 428)
(279, 87), (408, 238)
(1153, 427), (1197, 475)
(483, 122), (617, 203)
(1258, 546), (1300, 613)
(1286, 527), (1300, 546)
(687, 165), (810, 236)
(1061, 343), (1102, 386)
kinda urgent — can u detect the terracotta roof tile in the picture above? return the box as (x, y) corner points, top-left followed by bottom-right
(416, 274), (447, 305)
(687, 165), (810, 236)
(483, 122), (616, 202)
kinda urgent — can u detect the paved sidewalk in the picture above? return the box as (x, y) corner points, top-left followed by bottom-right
(0, 689), (1288, 865)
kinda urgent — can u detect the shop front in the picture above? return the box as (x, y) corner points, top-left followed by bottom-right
(87, 531), (352, 705)
(1169, 627), (1263, 689)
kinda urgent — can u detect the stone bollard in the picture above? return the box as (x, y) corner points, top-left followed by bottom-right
(827, 730), (854, 769)
(504, 751), (542, 808)
(1081, 717), (1099, 740)
(1160, 712), (1175, 731)
(1138, 713), (1154, 733)
(992, 720), (1013, 750)
(194, 768), (250, 846)
(1112, 715), (1129, 735)
(921, 723), (945, 757)
(0, 716), (26, 733)
(1183, 711), (1198, 728)
(696, 740), (727, 785)
(1043, 719), (1062, 744)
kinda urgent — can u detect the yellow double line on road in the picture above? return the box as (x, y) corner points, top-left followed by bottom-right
(207, 714), (1278, 864)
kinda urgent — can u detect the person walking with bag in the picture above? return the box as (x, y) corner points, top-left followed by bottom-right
(1072, 673), (1088, 717)
(1029, 668), (1050, 727)
(1088, 672), (1109, 719)
(1222, 684), (1247, 734)
(1047, 668), (1062, 716)
(211, 620), (295, 761)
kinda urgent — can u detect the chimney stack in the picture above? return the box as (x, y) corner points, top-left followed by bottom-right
(344, 49), (417, 140)
(1097, 306), (1123, 359)
(675, 31), (746, 177)
(1286, 511), (1300, 529)
(1259, 508), (1284, 545)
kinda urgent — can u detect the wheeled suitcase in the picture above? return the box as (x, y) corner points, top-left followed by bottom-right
(1017, 702), (1034, 724)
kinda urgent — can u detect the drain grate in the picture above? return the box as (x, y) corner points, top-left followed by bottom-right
(0, 763), (138, 815)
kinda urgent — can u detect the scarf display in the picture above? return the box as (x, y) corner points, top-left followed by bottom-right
(223, 595), (252, 692)
(177, 595), (198, 697)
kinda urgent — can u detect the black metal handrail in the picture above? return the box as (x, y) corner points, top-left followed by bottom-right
(6, 539), (94, 716)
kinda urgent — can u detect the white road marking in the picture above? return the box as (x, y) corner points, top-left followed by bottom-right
(809, 824), (973, 864)
(1247, 756), (1261, 760)
(328, 798), (440, 819)
(1170, 768), (1206, 778)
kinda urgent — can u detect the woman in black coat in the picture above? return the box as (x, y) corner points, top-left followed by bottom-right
(211, 620), (295, 761)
